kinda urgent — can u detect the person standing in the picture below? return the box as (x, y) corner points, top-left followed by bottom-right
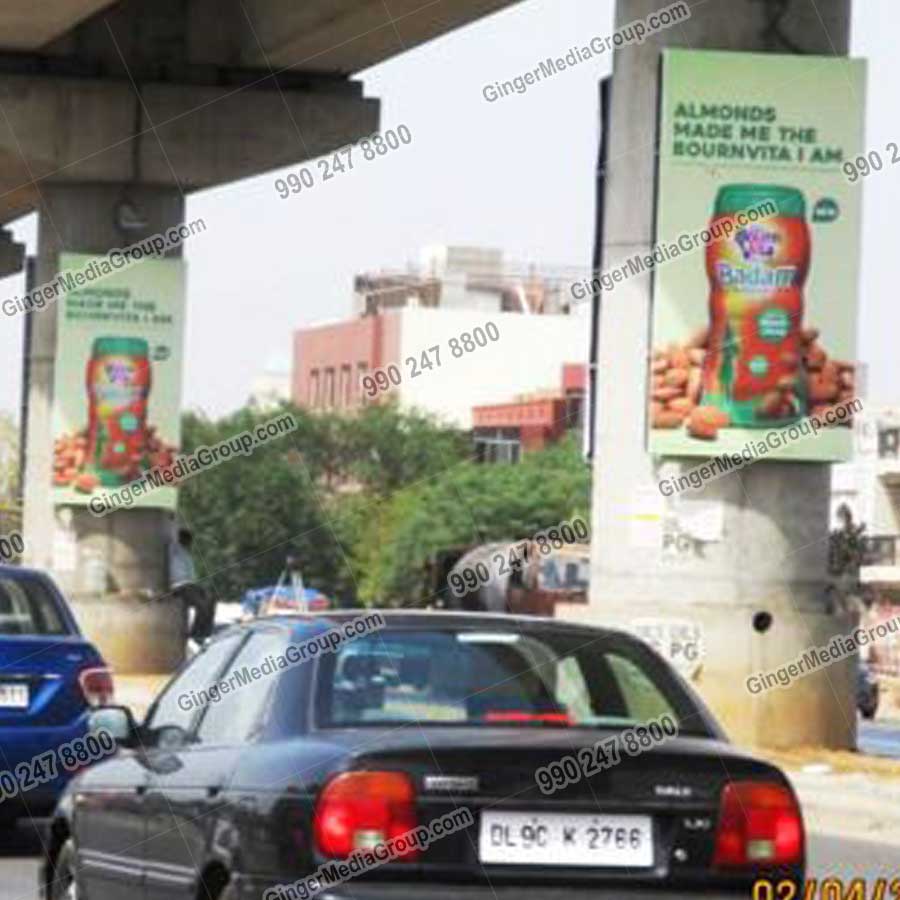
(168, 526), (215, 650)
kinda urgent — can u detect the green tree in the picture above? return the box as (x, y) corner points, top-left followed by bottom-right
(176, 403), (469, 604)
(347, 435), (591, 605)
(337, 402), (469, 495)
(177, 405), (341, 602)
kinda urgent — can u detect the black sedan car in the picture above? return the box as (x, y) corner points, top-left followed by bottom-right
(41, 611), (804, 899)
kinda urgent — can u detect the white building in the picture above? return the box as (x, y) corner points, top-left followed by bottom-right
(295, 246), (590, 430)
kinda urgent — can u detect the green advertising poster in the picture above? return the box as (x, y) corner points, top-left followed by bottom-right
(648, 49), (866, 461)
(52, 254), (186, 509)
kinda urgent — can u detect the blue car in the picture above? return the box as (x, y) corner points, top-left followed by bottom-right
(0, 565), (113, 827)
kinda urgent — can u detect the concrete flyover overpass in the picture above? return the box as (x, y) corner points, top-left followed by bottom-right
(0, 0), (521, 670)
(0, 0), (518, 226)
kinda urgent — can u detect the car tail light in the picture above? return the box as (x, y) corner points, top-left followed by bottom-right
(314, 771), (419, 860)
(482, 711), (573, 725)
(78, 666), (115, 707)
(713, 781), (803, 868)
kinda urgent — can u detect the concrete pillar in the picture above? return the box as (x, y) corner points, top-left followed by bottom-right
(3, 23), (378, 672)
(560, 0), (856, 749)
(24, 184), (187, 673)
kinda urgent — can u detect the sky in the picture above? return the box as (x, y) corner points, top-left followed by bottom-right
(0, 0), (896, 419)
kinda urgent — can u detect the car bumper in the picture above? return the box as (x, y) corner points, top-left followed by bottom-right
(233, 877), (761, 900)
(0, 718), (89, 817)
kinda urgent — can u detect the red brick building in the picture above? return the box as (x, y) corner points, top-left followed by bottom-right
(292, 311), (402, 411)
(472, 364), (586, 462)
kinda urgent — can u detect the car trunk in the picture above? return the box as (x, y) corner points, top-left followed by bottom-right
(0, 634), (95, 727)
(337, 727), (784, 887)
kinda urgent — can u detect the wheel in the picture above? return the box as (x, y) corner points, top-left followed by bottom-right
(50, 837), (79, 900)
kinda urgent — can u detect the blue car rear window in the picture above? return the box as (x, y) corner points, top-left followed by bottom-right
(0, 576), (69, 636)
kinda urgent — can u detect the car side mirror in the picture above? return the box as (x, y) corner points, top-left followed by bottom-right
(88, 705), (139, 748)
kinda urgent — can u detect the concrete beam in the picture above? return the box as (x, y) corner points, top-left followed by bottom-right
(0, 1), (120, 51)
(237, 0), (518, 73)
(0, 73), (378, 221)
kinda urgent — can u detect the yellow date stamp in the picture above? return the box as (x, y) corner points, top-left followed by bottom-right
(753, 879), (900, 900)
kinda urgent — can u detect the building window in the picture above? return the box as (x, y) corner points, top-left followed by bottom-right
(474, 428), (521, 464)
(324, 368), (335, 409)
(565, 393), (585, 434)
(341, 365), (352, 408)
(309, 370), (320, 408)
(357, 363), (368, 404)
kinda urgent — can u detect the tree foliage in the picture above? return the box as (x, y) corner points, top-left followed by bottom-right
(176, 403), (469, 603)
(346, 435), (591, 605)
(177, 401), (590, 607)
(178, 405), (338, 603)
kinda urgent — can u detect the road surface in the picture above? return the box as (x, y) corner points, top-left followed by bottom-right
(1, 825), (897, 900)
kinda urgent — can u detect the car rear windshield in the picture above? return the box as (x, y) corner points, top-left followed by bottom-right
(317, 626), (710, 735)
(0, 576), (69, 636)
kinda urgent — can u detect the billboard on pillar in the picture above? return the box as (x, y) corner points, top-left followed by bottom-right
(51, 254), (186, 509)
(647, 49), (866, 462)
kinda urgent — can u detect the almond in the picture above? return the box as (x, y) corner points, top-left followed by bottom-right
(687, 348), (706, 366)
(687, 368), (703, 403)
(74, 473), (100, 493)
(809, 373), (839, 403)
(805, 343), (827, 372)
(695, 405), (730, 429)
(801, 327), (820, 345)
(669, 397), (695, 415)
(670, 348), (690, 370)
(687, 407), (720, 440)
(653, 410), (685, 429)
(664, 367), (689, 388)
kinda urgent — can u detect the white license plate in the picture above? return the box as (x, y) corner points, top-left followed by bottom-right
(0, 683), (29, 708)
(479, 811), (653, 867)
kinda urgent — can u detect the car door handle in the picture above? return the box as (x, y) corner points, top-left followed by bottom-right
(136, 784), (147, 796)
(207, 785), (223, 799)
